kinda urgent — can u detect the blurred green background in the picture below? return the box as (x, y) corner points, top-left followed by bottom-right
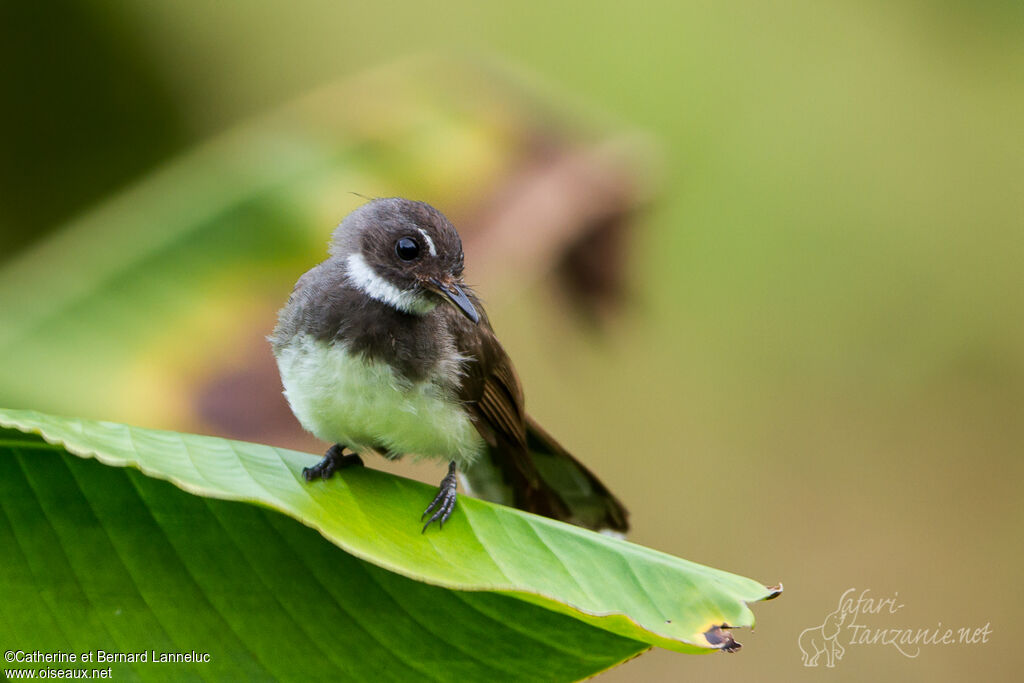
(1, 1), (1021, 681)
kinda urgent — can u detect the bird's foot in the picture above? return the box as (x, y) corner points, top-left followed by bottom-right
(422, 461), (458, 532)
(303, 444), (363, 482)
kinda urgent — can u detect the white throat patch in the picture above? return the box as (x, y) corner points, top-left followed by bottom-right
(345, 252), (436, 315)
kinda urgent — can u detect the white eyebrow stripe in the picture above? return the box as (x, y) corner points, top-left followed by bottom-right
(417, 228), (438, 257)
(345, 252), (436, 315)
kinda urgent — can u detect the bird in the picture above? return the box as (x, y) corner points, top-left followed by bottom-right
(270, 198), (628, 533)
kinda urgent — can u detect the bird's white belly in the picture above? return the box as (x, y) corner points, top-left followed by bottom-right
(274, 333), (484, 466)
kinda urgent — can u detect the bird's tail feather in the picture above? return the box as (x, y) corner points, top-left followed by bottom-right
(460, 417), (629, 534)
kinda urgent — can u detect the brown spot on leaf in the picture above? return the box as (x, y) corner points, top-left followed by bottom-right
(704, 624), (742, 653)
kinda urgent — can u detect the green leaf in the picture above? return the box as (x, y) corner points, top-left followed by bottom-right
(0, 409), (780, 679)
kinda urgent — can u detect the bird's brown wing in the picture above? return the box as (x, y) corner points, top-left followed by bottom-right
(447, 304), (629, 533)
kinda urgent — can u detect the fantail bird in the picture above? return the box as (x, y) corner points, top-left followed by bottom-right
(270, 198), (628, 533)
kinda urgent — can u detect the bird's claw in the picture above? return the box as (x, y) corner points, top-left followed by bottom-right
(302, 444), (363, 482)
(422, 461), (458, 532)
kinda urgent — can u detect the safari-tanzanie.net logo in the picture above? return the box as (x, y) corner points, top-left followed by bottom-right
(798, 588), (992, 667)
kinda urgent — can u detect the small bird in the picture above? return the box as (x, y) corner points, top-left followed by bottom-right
(270, 198), (628, 533)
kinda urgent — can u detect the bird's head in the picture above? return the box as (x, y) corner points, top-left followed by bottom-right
(329, 198), (480, 323)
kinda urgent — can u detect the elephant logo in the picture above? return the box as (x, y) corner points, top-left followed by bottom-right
(799, 607), (847, 667)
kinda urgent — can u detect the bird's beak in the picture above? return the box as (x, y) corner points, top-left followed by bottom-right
(429, 278), (480, 324)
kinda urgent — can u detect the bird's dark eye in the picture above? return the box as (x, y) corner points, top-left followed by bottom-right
(395, 237), (420, 261)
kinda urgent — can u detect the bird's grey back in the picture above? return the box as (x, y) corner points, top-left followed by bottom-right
(269, 259), (350, 351)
